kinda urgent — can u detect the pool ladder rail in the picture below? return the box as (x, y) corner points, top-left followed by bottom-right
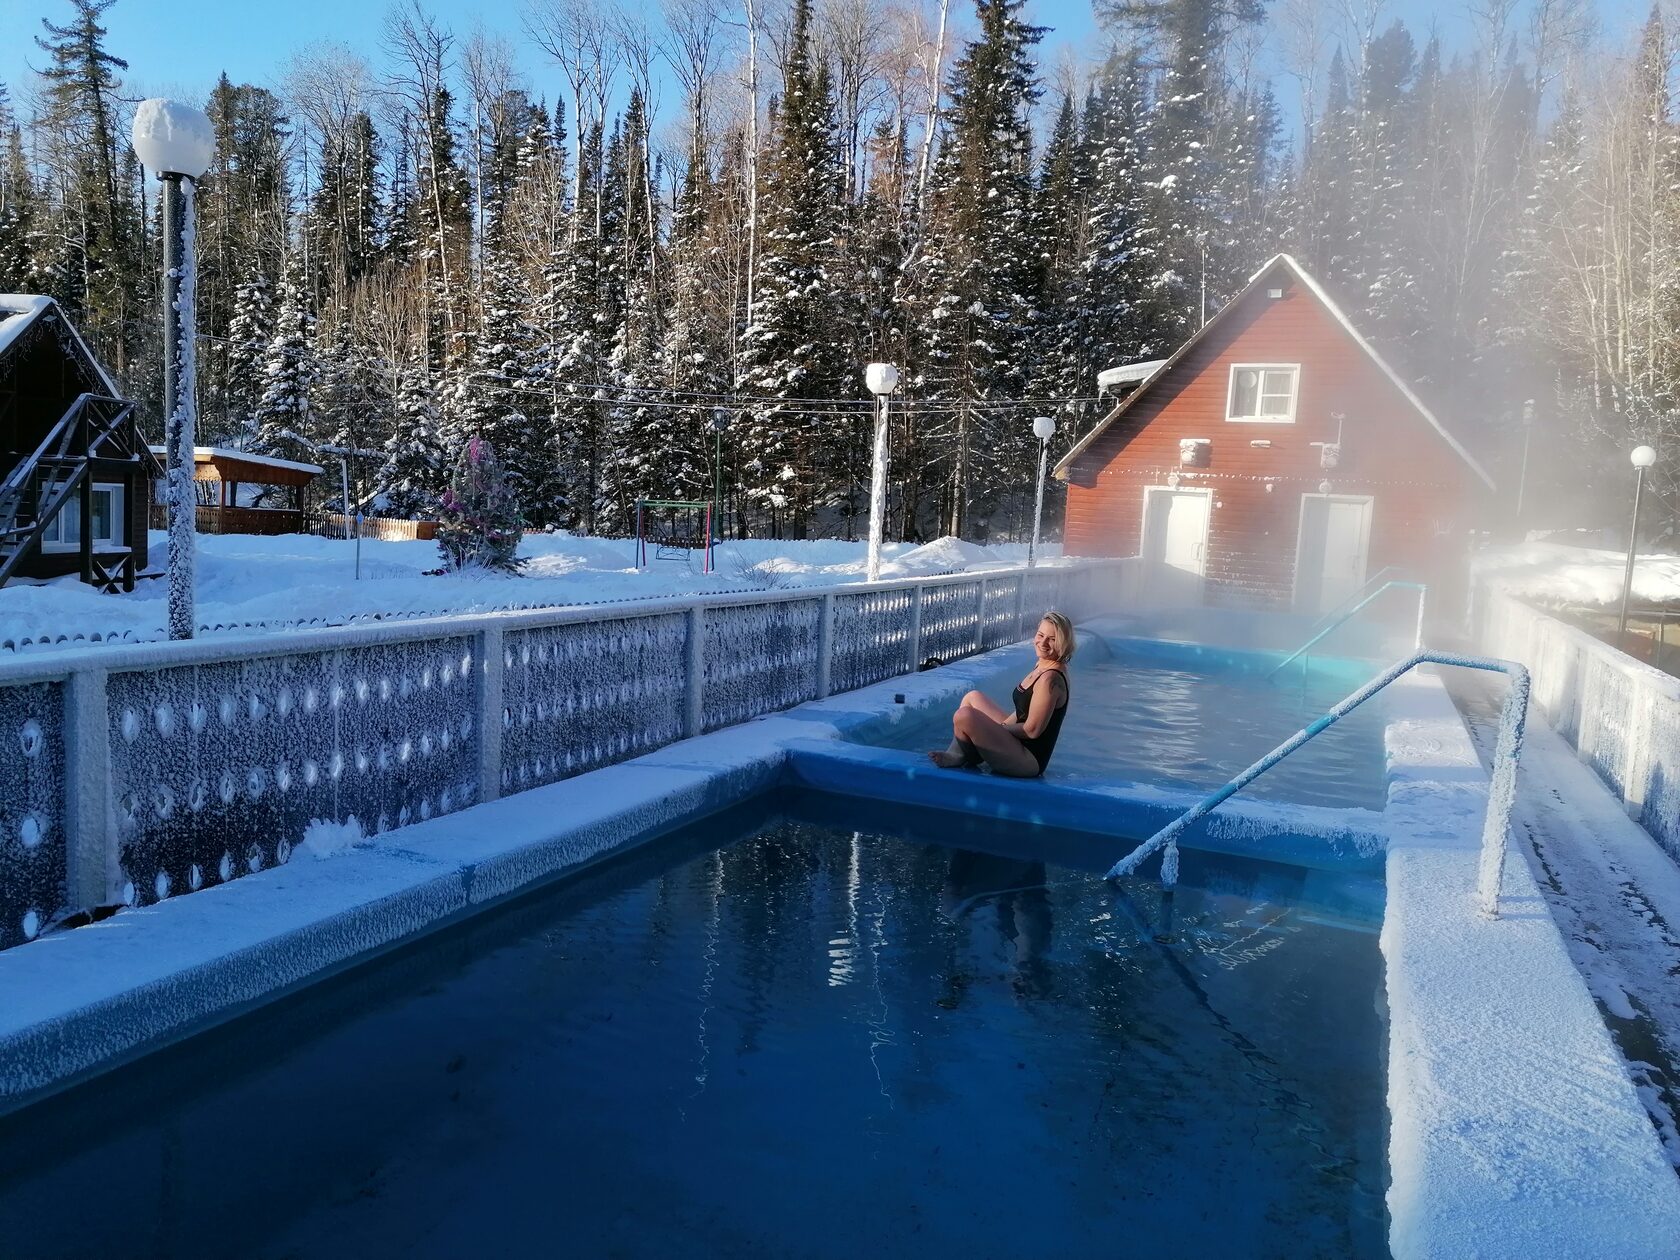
(1105, 650), (1531, 919)
(1266, 576), (1428, 682)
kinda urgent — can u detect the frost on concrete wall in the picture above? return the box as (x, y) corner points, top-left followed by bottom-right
(831, 589), (912, 693)
(702, 601), (822, 732)
(0, 683), (65, 949)
(106, 637), (480, 908)
(501, 614), (687, 792)
(1023, 571), (1066, 623)
(920, 581), (984, 662)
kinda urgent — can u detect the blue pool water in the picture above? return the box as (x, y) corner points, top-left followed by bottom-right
(875, 646), (1389, 810)
(0, 793), (1388, 1259)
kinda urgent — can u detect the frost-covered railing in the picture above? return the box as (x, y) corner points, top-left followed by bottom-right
(1477, 587), (1680, 865)
(0, 558), (1137, 951)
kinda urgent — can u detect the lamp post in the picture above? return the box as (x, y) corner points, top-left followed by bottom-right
(1029, 415), (1055, 568)
(1515, 399), (1535, 526)
(131, 99), (214, 640)
(709, 408), (729, 542)
(864, 362), (899, 582)
(1618, 444), (1657, 648)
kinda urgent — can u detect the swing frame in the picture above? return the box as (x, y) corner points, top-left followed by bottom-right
(634, 498), (716, 573)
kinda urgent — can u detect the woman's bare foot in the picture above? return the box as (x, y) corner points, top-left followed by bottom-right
(929, 749), (967, 768)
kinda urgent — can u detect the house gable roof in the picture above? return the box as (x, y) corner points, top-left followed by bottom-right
(1053, 255), (1496, 491)
(0, 293), (125, 399)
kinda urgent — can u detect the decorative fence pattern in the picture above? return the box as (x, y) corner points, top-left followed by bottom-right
(1478, 588), (1680, 864)
(0, 558), (1135, 952)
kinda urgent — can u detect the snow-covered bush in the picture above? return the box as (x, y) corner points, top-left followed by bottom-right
(435, 436), (526, 573)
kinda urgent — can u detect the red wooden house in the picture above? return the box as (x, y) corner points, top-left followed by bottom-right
(1055, 255), (1493, 614)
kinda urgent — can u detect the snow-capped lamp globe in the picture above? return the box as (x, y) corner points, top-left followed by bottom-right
(863, 362), (900, 581)
(1029, 417), (1056, 568)
(132, 99), (215, 640)
(1618, 445), (1660, 646)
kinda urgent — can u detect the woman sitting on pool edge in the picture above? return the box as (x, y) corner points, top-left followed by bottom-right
(929, 611), (1074, 778)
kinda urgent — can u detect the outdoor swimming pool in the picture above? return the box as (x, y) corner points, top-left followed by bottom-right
(0, 791), (1388, 1259)
(869, 642), (1389, 810)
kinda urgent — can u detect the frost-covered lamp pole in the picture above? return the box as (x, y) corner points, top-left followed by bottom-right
(864, 362), (899, 582)
(132, 100), (215, 640)
(1028, 416), (1055, 568)
(1618, 445), (1658, 647)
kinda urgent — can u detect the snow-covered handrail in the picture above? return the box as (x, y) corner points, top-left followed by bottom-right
(1106, 650), (1531, 919)
(1265, 580), (1427, 681)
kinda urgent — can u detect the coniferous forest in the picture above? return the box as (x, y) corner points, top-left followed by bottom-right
(2, 0), (1677, 540)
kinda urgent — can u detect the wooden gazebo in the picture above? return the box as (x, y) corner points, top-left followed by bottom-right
(148, 446), (324, 535)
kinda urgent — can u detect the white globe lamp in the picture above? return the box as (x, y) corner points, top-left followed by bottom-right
(1620, 445), (1659, 645)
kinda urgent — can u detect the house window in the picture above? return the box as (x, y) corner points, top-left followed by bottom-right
(41, 483), (124, 551)
(1226, 364), (1300, 423)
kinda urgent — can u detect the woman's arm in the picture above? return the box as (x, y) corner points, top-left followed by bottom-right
(1020, 672), (1063, 739)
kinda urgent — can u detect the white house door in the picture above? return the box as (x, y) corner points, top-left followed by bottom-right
(1142, 488), (1211, 586)
(1296, 494), (1373, 615)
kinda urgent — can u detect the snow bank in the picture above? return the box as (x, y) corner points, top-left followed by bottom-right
(1476, 541), (1680, 608)
(0, 531), (1065, 655)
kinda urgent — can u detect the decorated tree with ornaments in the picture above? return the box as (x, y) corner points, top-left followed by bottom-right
(435, 436), (525, 572)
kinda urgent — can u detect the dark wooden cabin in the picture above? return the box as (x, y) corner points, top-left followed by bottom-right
(0, 295), (151, 591)
(1055, 255), (1493, 614)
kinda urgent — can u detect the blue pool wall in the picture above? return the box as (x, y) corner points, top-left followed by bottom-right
(0, 616), (1677, 1260)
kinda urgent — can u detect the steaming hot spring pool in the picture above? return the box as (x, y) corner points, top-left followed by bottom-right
(0, 791), (1389, 1258)
(864, 640), (1390, 811)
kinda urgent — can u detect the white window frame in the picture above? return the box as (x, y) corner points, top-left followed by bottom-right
(1225, 363), (1301, 423)
(41, 482), (125, 553)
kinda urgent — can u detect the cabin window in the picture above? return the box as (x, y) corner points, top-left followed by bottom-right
(1226, 364), (1299, 423)
(41, 483), (124, 551)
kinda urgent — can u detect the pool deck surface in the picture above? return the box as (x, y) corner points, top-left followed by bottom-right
(0, 627), (1677, 1256)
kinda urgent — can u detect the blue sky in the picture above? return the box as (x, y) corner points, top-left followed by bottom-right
(0, 0), (1654, 144)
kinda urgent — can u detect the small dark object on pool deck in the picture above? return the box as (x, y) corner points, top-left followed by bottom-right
(894, 693), (906, 704)
(919, 657), (944, 671)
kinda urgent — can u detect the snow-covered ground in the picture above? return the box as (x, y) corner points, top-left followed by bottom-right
(0, 530), (1059, 653)
(1477, 541), (1680, 608)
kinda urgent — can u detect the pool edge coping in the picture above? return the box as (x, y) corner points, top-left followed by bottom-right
(1380, 666), (1680, 1260)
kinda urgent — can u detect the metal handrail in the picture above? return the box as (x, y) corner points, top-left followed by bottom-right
(1265, 580), (1428, 681)
(1105, 649), (1531, 919)
(1300, 565), (1404, 637)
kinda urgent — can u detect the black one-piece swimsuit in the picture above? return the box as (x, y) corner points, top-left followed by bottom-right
(1012, 669), (1069, 774)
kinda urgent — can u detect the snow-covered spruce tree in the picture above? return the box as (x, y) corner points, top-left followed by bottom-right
(436, 435), (525, 572)
(599, 89), (673, 534)
(253, 260), (320, 460)
(221, 268), (273, 441)
(1028, 93), (1092, 419)
(906, 0), (1044, 537)
(445, 244), (543, 510)
(1079, 52), (1169, 372)
(647, 119), (725, 508)
(379, 360), (445, 518)
(737, 0), (850, 537)
(0, 87), (39, 293)
(543, 119), (610, 534)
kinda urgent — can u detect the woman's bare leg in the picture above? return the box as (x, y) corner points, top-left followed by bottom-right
(942, 707), (1041, 778)
(931, 690), (1013, 767)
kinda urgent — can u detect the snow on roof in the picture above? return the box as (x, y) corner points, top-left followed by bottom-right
(1096, 359), (1168, 393)
(147, 445), (325, 476)
(1055, 256), (1496, 491)
(0, 293), (124, 398)
(0, 295), (56, 359)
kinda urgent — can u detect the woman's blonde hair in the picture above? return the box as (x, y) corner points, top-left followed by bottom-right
(1039, 611), (1076, 663)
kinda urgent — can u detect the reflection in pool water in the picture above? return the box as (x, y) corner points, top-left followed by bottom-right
(0, 795), (1388, 1259)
